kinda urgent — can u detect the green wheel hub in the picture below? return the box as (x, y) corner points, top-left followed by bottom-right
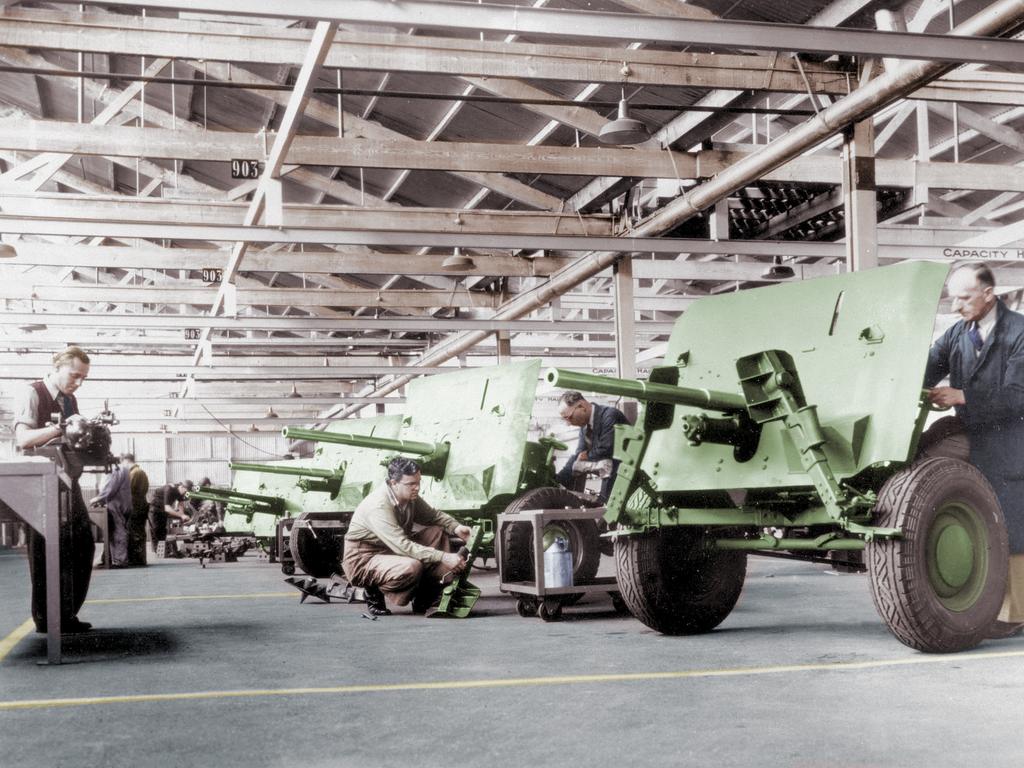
(926, 502), (989, 612)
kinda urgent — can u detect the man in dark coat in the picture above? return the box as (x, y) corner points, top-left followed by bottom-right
(124, 453), (149, 566)
(925, 263), (1024, 638)
(12, 346), (96, 633)
(554, 390), (629, 502)
(89, 458), (134, 567)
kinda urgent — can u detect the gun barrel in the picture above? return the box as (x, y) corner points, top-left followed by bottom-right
(282, 427), (437, 456)
(229, 461), (336, 479)
(188, 487), (279, 504)
(545, 367), (747, 412)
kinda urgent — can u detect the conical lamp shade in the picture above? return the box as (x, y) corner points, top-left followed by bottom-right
(598, 98), (649, 145)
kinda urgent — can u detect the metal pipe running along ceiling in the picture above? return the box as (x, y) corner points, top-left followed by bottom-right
(325, 0), (1024, 422)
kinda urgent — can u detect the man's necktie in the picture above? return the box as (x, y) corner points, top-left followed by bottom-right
(55, 393), (73, 417)
(968, 324), (984, 352)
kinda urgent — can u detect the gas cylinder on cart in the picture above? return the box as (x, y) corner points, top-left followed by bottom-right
(543, 536), (574, 589)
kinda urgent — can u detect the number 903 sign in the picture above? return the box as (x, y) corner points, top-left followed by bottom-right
(231, 159), (262, 179)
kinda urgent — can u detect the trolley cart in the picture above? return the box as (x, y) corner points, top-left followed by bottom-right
(497, 507), (625, 621)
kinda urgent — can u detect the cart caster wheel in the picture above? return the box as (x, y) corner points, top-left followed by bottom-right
(281, 563), (295, 576)
(516, 598), (537, 618)
(610, 592), (631, 616)
(538, 601), (563, 622)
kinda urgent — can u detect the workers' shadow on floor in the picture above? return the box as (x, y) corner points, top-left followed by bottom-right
(13, 621), (261, 664)
(12, 627), (176, 664)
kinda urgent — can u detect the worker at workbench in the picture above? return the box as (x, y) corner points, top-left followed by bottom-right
(342, 457), (471, 616)
(148, 480), (191, 553)
(12, 346), (96, 634)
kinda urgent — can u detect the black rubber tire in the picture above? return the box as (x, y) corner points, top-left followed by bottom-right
(281, 562), (295, 576)
(609, 591), (631, 615)
(866, 457), (1009, 653)
(615, 527), (747, 635)
(916, 415), (970, 462)
(289, 512), (345, 578)
(500, 487), (602, 588)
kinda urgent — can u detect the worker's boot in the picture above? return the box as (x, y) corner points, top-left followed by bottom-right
(364, 585), (391, 616)
(411, 581), (442, 615)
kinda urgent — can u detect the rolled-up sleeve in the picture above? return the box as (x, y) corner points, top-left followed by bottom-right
(12, 384), (39, 431)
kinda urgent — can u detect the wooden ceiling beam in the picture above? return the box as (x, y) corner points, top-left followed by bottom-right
(0, 192), (613, 234)
(6, 243), (571, 276)
(1, 283), (506, 310)
(0, 10), (852, 94)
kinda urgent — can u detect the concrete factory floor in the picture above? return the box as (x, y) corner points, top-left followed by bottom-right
(1, 545), (1023, 768)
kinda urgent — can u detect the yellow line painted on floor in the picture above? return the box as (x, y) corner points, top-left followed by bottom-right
(0, 620), (35, 665)
(3, 647), (1024, 711)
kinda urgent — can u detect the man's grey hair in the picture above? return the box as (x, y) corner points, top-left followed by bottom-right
(957, 262), (996, 289)
(558, 391), (586, 408)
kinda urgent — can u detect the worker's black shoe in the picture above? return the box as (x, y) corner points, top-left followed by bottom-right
(35, 617), (92, 634)
(364, 586), (391, 616)
(987, 620), (1024, 639)
(411, 583), (442, 615)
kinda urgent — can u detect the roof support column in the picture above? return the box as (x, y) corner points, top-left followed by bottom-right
(613, 254), (637, 423)
(495, 331), (512, 364)
(914, 102), (931, 211)
(843, 119), (877, 271)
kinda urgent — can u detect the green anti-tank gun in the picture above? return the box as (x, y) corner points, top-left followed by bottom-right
(227, 462), (345, 498)
(220, 415), (403, 576)
(186, 486), (285, 521)
(547, 261), (1009, 654)
(278, 430), (451, 480)
(281, 359), (606, 586)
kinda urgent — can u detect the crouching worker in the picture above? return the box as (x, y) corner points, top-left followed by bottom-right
(342, 457), (472, 616)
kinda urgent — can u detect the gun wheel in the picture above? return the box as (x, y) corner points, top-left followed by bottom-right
(500, 487), (601, 602)
(866, 457), (1008, 653)
(615, 527), (746, 635)
(289, 512), (345, 578)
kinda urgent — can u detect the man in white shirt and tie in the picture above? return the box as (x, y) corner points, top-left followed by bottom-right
(926, 264), (1024, 639)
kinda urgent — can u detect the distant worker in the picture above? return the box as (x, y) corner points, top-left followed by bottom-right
(191, 475), (225, 528)
(186, 479), (206, 518)
(342, 457), (472, 616)
(88, 456), (133, 568)
(189, 478), (222, 528)
(123, 453), (150, 566)
(148, 480), (191, 553)
(554, 390), (629, 502)
(12, 346), (96, 633)
(925, 263), (1024, 639)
